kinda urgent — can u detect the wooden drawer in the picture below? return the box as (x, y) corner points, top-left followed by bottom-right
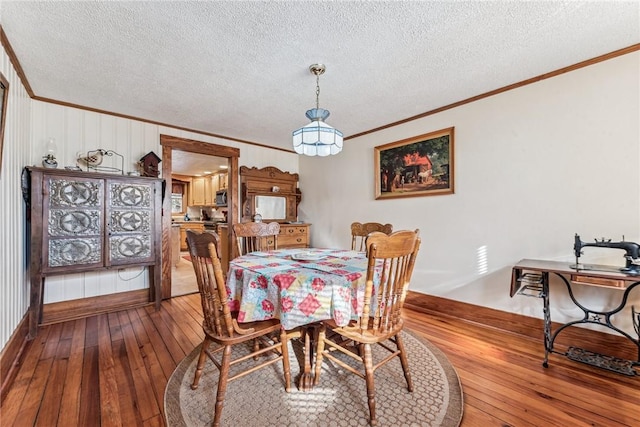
(278, 224), (310, 249)
(571, 274), (627, 289)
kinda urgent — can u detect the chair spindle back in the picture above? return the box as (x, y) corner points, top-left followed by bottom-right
(356, 229), (420, 334)
(351, 222), (394, 251)
(233, 221), (280, 255)
(186, 230), (235, 338)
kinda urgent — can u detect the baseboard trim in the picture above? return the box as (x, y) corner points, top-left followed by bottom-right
(41, 289), (151, 326)
(0, 313), (29, 403)
(405, 291), (637, 361)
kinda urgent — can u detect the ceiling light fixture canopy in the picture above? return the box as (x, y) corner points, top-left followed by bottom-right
(292, 64), (343, 156)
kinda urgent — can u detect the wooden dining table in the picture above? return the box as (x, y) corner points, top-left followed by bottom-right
(225, 247), (374, 390)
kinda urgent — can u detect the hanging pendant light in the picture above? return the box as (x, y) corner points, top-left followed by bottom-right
(292, 64), (343, 156)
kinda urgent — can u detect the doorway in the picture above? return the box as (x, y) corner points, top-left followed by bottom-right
(160, 135), (240, 299)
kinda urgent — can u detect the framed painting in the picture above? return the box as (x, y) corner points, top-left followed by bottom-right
(375, 127), (454, 199)
(0, 72), (8, 173)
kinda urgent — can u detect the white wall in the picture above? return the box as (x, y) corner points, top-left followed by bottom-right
(299, 52), (640, 335)
(1, 42), (32, 350)
(27, 104), (299, 304)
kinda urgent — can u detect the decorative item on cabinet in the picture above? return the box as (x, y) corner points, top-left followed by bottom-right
(138, 151), (161, 177)
(23, 167), (163, 338)
(76, 148), (125, 174)
(42, 137), (58, 168)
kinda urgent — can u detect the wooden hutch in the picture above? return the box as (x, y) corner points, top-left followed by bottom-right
(219, 166), (310, 270)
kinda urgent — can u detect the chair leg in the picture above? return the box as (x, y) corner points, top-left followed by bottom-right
(191, 338), (212, 390)
(212, 345), (232, 427)
(395, 333), (414, 392)
(252, 338), (260, 360)
(362, 343), (377, 426)
(312, 325), (327, 386)
(280, 328), (292, 392)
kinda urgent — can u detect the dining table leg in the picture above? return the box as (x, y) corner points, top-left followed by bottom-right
(298, 324), (318, 391)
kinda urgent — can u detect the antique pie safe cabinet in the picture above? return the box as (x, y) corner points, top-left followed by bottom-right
(24, 167), (163, 338)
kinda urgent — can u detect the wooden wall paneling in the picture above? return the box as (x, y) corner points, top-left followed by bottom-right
(0, 39), (32, 353)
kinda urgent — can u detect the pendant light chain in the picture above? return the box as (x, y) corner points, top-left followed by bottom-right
(315, 73), (320, 110)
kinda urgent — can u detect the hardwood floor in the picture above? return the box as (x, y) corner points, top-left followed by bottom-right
(1, 294), (638, 426)
(170, 253), (198, 297)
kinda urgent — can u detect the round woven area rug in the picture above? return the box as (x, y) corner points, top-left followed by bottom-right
(164, 330), (463, 427)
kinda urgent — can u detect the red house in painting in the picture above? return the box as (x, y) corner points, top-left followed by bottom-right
(403, 152), (432, 183)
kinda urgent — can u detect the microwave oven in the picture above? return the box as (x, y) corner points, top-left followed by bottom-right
(215, 190), (227, 207)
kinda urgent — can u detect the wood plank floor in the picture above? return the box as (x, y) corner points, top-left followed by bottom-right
(2, 294), (639, 426)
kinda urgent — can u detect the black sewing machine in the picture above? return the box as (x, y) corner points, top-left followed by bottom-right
(573, 233), (640, 276)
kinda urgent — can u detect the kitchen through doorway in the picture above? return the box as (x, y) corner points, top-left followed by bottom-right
(170, 151), (229, 296)
(160, 135), (240, 300)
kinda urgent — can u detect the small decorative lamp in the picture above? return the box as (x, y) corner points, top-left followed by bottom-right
(292, 64), (343, 156)
(42, 137), (58, 168)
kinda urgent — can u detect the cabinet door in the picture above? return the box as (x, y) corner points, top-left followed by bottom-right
(180, 227), (188, 251)
(42, 175), (105, 273)
(211, 175), (220, 193)
(191, 177), (206, 205)
(204, 176), (213, 204)
(106, 179), (156, 266)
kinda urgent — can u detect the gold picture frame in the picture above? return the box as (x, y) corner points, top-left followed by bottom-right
(0, 72), (9, 173)
(375, 127), (454, 199)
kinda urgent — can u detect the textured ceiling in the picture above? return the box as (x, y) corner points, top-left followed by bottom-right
(1, 1), (639, 155)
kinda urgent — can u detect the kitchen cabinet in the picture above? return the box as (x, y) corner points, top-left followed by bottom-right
(191, 176), (217, 205)
(24, 167), (163, 338)
(218, 173), (228, 190)
(210, 172), (228, 193)
(211, 174), (219, 193)
(179, 222), (205, 251)
(191, 176), (207, 205)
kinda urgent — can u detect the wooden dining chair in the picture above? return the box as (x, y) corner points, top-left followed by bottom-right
(233, 221), (280, 255)
(351, 222), (393, 251)
(186, 230), (291, 427)
(313, 229), (421, 426)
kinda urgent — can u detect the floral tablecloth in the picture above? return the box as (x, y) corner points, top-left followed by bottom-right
(226, 248), (371, 330)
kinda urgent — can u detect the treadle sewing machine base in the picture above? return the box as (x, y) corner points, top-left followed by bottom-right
(565, 347), (637, 376)
(510, 259), (640, 377)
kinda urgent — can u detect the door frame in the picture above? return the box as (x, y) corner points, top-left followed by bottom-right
(160, 134), (240, 299)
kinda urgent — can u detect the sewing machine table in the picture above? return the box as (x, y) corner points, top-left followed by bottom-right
(510, 259), (640, 376)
